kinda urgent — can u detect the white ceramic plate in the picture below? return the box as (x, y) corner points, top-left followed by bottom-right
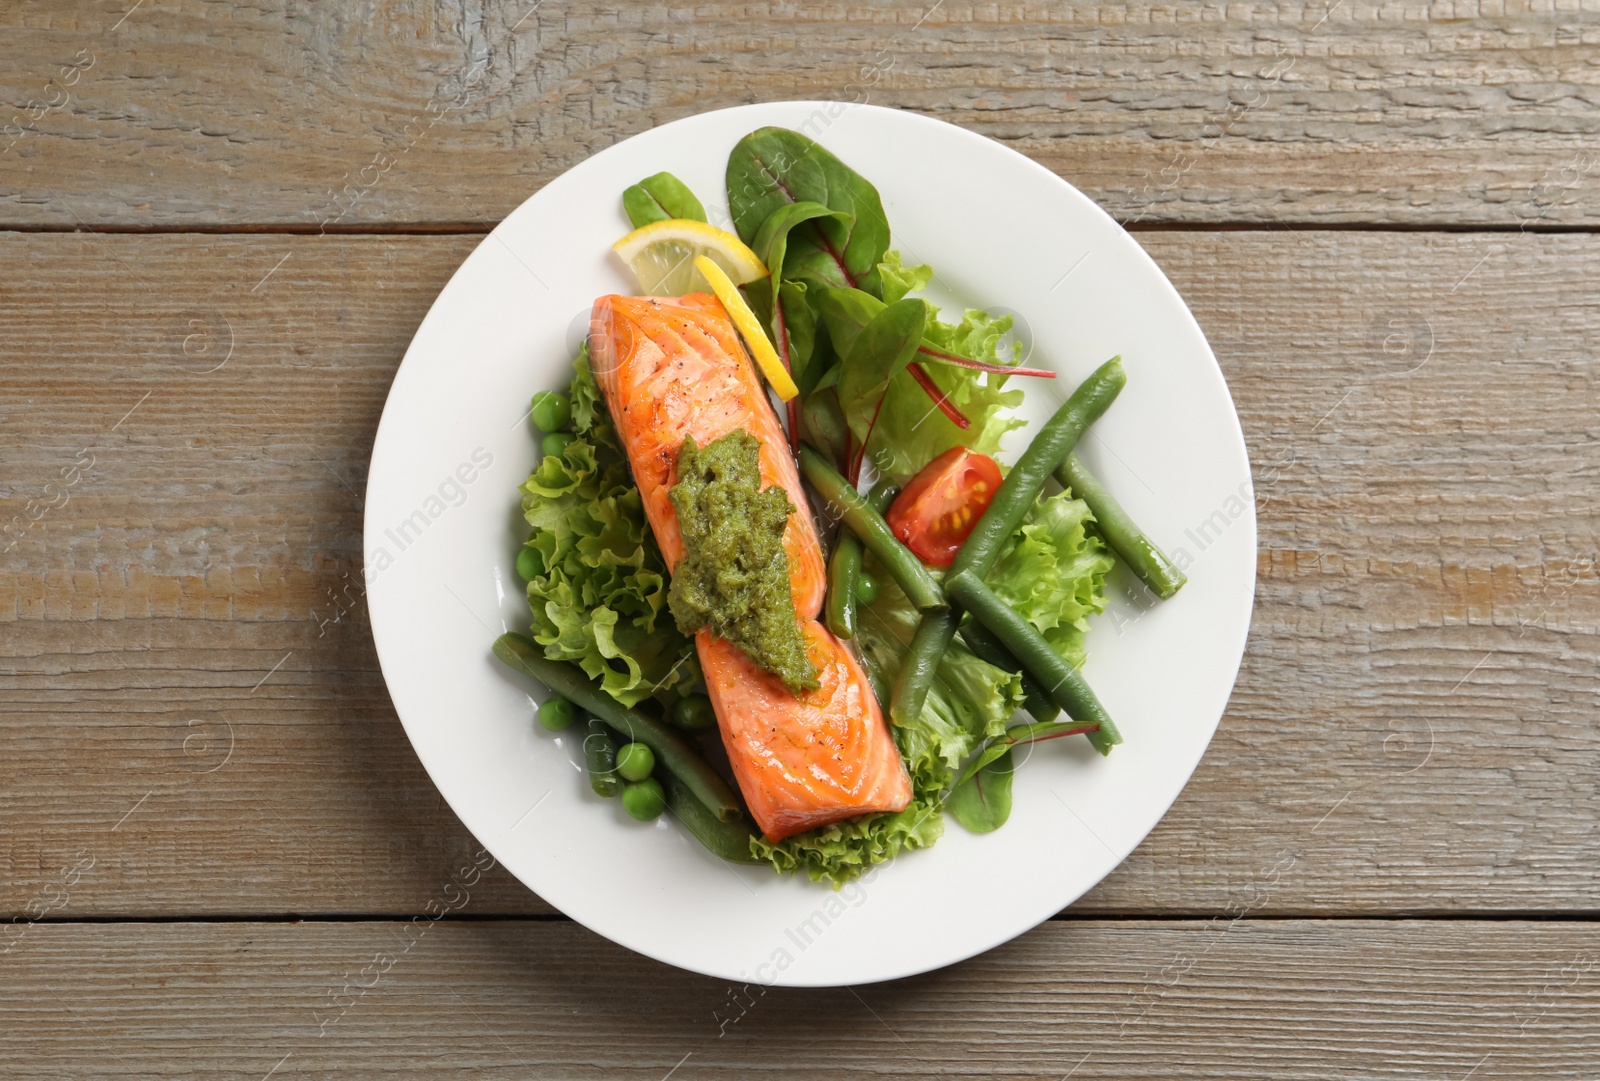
(365, 102), (1255, 987)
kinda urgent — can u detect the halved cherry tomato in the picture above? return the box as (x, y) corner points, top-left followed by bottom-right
(885, 447), (1003, 567)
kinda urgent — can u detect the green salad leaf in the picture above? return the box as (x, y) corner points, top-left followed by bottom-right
(946, 748), (1013, 833)
(833, 297), (927, 465)
(518, 346), (697, 706)
(986, 491), (1115, 669)
(725, 126), (890, 297)
(859, 254), (1028, 483)
(744, 202), (851, 393)
(622, 171), (706, 228)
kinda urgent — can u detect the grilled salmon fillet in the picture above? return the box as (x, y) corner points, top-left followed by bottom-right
(589, 293), (912, 841)
(590, 292), (824, 618)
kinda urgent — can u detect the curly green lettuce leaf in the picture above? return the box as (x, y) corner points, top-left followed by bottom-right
(986, 492), (1115, 669)
(752, 565), (1023, 886)
(518, 347), (696, 706)
(750, 797), (945, 887)
(878, 250), (933, 304)
(861, 252), (1027, 483)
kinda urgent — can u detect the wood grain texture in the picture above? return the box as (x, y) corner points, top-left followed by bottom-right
(3, 228), (1598, 917)
(2, 920), (1598, 1078)
(1, 1), (1597, 228)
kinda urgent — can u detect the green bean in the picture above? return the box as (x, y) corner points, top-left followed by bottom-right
(825, 481), (899, 639)
(891, 359), (1127, 727)
(826, 532), (860, 638)
(958, 619), (1061, 724)
(944, 570), (1122, 755)
(492, 633), (745, 820)
(582, 718), (623, 797)
(889, 608), (960, 727)
(863, 661), (891, 713)
(1056, 452), (1187, 600)
(799, 446), (945, 612)
(950, 356), (1125, 581)
(660, 770), (763, 864)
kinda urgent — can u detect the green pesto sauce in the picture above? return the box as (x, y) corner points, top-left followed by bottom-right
(667, 432), (819, 693)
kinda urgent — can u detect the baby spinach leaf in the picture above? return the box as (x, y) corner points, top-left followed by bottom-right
(947, 747), (1013, 833)
(726, 127), (890, 296)
(836, 298), (926, 471)
(622, 172), (706, 228)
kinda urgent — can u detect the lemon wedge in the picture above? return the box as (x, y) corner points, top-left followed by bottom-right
(693, 256), (798, 402)
(612, 218), (768, 296)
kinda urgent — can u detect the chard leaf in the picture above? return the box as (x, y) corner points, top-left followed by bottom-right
(750, 204), (848, 390)
(947, 748), (1014, 833)
(953, 720), (1104, 789)
(812, 285), (886, 362)
(782, 281), (823, 395)
(622, 172), (706, 228)
(726, 127), (890, 296)
(834, 298), (927, 469)
(800, 380), (850, 473)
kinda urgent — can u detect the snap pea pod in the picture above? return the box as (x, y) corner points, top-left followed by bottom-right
(582, 717), (623, 797)
(798, 446), (945, 612)
(492, 633), (745, 821)
(661, 770), (763, 864)
(895, 358), (1127, 728)
(889, 608), (960, 727)
(944, 570), (1122, 755)
(958, 619), (1061, 724)
(1056, 452), (1187, 600)
(825, 481), (899, 640)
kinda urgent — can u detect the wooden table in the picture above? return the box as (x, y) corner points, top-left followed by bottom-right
(4, 2), (1598, 1076)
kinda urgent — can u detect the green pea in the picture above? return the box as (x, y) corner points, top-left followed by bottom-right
(670, 694), (717, 733)
(537, 694), (577, 731)
(541, 432), (573, 458)
(530, 390), (572, 432)
(616, 742), (655, 782)
(515, 546), (544, 581)
(621, 777), (665, 820)
(855, 572), (879, 606)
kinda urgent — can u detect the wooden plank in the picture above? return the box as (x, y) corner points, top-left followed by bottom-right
(1, 2), (1597, 227)
(2, 230), (1599, 917)
(1, 919), (1597, 1077)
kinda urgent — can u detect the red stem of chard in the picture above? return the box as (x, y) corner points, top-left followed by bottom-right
(907, 362), (970, 429)
(849, 397), (884, 486)
(770, 291), (801, 453)
(916, 345), (1056, 379)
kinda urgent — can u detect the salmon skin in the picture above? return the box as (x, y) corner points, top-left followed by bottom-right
(590, 293), (912, 841)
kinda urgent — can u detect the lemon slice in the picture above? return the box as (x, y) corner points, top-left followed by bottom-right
(612, 218), (768, 296)
(693, 256), (798, 402)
